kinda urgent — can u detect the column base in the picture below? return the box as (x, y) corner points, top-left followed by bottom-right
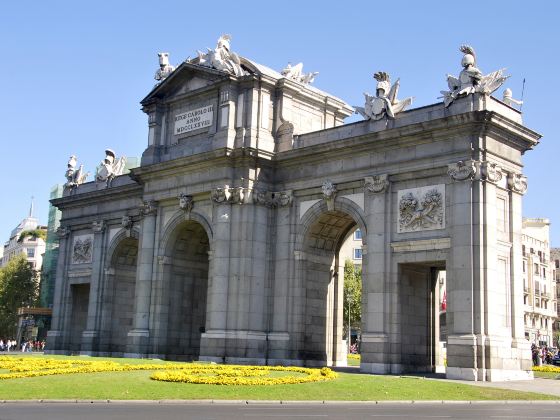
(126, 329), (150, 356)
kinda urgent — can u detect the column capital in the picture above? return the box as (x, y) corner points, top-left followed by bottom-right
(480, 161), (503, 184)
(507, 172), (528, 195)
(364, 174), (389, 193)
(92, 220), (105, 233)
(140, 200), (158, 216)
(448, 160), (477, 181)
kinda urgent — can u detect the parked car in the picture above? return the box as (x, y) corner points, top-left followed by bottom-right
(552, 352), (560, 366)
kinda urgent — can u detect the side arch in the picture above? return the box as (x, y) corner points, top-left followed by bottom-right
(158, 210), (213, 258)
(296, 196), (368, 252)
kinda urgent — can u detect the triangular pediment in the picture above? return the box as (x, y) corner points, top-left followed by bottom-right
(141, 62), (231, 105)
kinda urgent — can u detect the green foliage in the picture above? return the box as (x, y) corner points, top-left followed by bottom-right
(17, 229), (47, 243)
(343, 259), (362, 337)
(0, 255), (39, 337)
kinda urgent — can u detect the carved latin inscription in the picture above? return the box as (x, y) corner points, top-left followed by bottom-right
(398, 185), (445, 233)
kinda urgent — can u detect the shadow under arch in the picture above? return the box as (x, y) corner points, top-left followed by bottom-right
(155, 209), (212, 361)
(103, 227), (141, 355)
(293, 197), (367, 367)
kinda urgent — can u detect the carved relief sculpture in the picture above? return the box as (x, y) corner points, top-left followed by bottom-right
(448, 160), (477, 181)
(121, 215), (133, 230)
(278, 190), (293, 207)
(355, 72), (413, 120)
(322, 181), (336, 211)
(441, 45), (509, 107)
(398, 185), (445, 233)
(91, 220), (105, 233)
(64, 155), (89, 193)
(154, 52), (176, 82)
(281, 63), (319, 84)
(179, 193), (194, 212)
(364, 174), (389, 193)
(194, 34), (246, 77)
(72, 235), (93, 264)
(95, 149), (127, 187)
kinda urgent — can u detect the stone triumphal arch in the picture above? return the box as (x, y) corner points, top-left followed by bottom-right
(47, 37), (540, 381)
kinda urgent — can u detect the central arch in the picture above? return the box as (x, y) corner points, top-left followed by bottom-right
(296, 198), (367, 367)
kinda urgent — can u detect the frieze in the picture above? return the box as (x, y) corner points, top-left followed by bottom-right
(398, 185), (445, 233)
(364, 174), (389, 193)
(448, 160), (476, 181)
(507, 172), (528, 195)
(481, 161), (503, 184)
(72, 234), (93, 264)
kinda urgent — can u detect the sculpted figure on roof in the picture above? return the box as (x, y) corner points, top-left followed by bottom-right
(355, 72), (413, 120)
(154, 53), (175, 82)
(64, 155), (89, 193)
(195, 34), (246, 77)
(441, 45), (508, 107)
(96, 149), (127, 187)
(281, 62), (319, 84)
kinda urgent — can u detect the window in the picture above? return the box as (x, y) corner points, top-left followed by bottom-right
(556, 259), (559, 269)
(353, 229), (362, 240)
(26, 248), (35, 258)
(523, 261), (526, 273)
(535, 263), (540, 275)
(543, 267), (546, 278)
(353, 248), (363, 260)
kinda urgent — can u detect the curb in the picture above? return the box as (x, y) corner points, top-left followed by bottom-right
(1, 399), (560, 405)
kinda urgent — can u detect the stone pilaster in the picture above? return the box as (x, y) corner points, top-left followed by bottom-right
(80, 220), (106, 354)
(361, 175), (391, 373)
(45, 226), (71, 354)
(126, 200), (158, 357)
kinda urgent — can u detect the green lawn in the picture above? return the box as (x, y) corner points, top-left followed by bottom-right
(0, 354), (555, 401)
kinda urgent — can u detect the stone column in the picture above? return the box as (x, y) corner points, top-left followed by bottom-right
(360, 175), (391, 374)
(80, 220), (106, 354)
(126, 200), (158, 357)
(45, 226), (70, 353)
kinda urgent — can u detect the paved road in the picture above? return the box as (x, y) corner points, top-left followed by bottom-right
(1, 402), (560, 420)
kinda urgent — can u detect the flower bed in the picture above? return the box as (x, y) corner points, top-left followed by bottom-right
(0, 357), (337, 386)
(532, 365), (560, 373)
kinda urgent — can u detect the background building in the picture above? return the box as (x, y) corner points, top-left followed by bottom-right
(1, 201), (47, 269)
(522, 218), (557, 346)
(551, 247), (560, 342)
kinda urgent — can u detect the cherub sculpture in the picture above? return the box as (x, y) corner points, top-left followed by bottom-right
(502, 88), (523, 109)
(64, 155), (89, 193)
(154, 52), (175, 82)
(355, 72), (413, 120)
(281, 62), (319, 84)
(95, 149), (127, 186)
(441, 45), (509, 107)
(195, 34), (245, 77)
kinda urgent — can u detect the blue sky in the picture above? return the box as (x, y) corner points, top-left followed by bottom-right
(0, 1), (558, 245)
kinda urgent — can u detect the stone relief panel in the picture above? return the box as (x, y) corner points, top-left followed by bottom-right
(397, 185), (445, 233)
(72, 234), (94, 264)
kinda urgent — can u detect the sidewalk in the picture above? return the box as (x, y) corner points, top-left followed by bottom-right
(456, 377), (560, 397)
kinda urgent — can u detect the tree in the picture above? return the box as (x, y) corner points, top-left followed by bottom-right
(0, 255), (39, 337)
(343, 259), (362, 339)
(17, 229), (47, 243)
